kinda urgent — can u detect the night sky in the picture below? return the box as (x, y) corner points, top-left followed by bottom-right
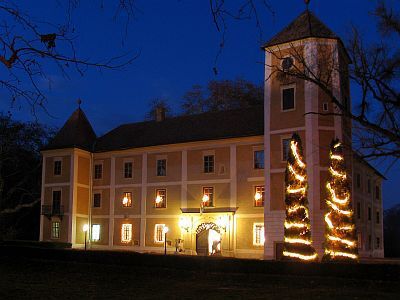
(1, 0), (398, 208)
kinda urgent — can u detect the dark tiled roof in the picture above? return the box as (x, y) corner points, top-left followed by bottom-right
(44, 108), (97, 151)
(95, 106), (264, 152)
(262, 10), (338, 48)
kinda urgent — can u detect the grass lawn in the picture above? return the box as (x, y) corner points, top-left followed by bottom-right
(0, 249), (399, 299)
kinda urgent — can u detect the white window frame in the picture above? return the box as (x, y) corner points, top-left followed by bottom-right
(156, 158), (167, 177)
(94, 161), (104, 180)
(253, 149), (265, 170)
(280, 135), (292, 162)
(123, 160), (133, 179)
(121, 223), (132, 243)
(253, 223), (265, 246)
(92, 224), (101, 242)
(280, 84), (296, 112)
(154, 224), (166, 243)
(53, 157), (62, 176)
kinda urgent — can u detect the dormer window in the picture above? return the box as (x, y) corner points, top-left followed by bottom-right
(282, 56), (294, 72)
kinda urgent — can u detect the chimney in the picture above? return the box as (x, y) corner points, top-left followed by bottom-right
(155, 107), (166, 122)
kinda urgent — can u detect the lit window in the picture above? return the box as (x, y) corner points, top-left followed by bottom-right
(155, 189), (166, 208)
(94, 164), (103, 179)
(282, 87), (295, 111)
(51, 221), (60, 239)
(204, 155), (214, 173)
(93, 193), (101, 208)
(155, 224), (165, 243)
(121, 224), (132, 243)
(156, 159), (167, 176)
(54, 160), (62, 176)
(254, 150), (264, 169)
(202, 187), (214, 207)
(122, 192), (132, 207)
(124, 162), (133, 178)
(282, 138), (291, 161)
(254, 186), (265, 207)
(253, 223), (265, 246)
(92, 224), (100, 241)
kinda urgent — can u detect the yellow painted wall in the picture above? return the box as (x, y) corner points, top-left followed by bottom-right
(76, 186), (89, 215)
(115, 155), (142, 185)
(147, 151), (182, 183)
(113, 218), (140, 246)
(90, 218), (109, 246)
(146, 185), (181, 215)
(114, 187), (141, 215)
(187, 183), (230, 208)
(145, 217), (180, 248)
(187, 147), (230, 181)
(92, 188), (110, 215)
(77, 156), (90, 185)
(45, 155), (71, 184)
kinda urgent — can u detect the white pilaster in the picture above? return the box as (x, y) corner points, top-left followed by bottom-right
(109, 156), (115, 247)
(140, 153), (147, 247)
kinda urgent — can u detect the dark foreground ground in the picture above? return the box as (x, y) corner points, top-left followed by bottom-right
(0, 246), (399, 299)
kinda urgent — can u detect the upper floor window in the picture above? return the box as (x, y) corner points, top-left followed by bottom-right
(51, 221), (60, 239)
(122, 192), (132, 207)
(357, 202), (361, 219)
(204, 155), (214, 173)
(376, 211), (380, 224)
(52, 190), (61, 213)
(282, 86), (295, 111)
(367, 178), (371, 193)
(157, 159), (167, 176)
(282, 138), (291, 161)
(202, 187), (214, 207)
(92, 224), (100, 242)
(121, 224), (132, 243)
(124, 162), (133, 178)
(254, 186), (265, 207)
(254, 150), (264, 169)
(155, 189), (166, 208)
(281, 57), (294, 72)
(322, 102), (329, 112)
(154, 224), (166, 243)
(356, 173), (361, 189)
(54, 160), (62, 176)
(368, 206), (371, 221)
(253, 223), (265, 246)
(94, 164), (103, 179)
(93, 193), (101, 208)
(375, 186), (380, 200)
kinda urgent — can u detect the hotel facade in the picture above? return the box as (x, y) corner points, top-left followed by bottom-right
(40, 11), (384, 259)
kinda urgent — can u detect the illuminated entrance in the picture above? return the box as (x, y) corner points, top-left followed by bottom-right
(196, 223), (221, 256)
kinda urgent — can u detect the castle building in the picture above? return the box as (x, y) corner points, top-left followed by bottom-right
(40, 10), (384, 259)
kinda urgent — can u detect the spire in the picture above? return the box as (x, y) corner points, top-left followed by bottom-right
(44, 107), (97, 151)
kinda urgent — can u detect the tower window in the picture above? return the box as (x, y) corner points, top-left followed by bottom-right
(281, 57), (294, 71)
(54, 160), (62, 176)
(51, 221), (60, 239)
(282, 138), (291, 161)
(282, 86), (295, 111)
(322, 102), (329, 112)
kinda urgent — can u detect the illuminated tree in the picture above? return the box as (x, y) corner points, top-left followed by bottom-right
(323, 139), (358, 261)
(282, 133), (317, 261)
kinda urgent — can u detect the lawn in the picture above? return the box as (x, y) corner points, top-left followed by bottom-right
(0, 246), (399, 299)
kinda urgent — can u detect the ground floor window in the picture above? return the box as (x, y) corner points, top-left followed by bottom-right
(51, 221), (60, 239)
(121, 224), (132, 243)
(92, 224), (100, 241)
(253, 223), (265, 246)
(155, 224), (165, 243)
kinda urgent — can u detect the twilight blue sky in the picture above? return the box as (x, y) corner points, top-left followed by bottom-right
(1, 0), (398, 208)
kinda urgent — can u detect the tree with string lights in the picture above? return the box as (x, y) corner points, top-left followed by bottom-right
(282, 133), (317, 261)
(323, 139), (358, 261)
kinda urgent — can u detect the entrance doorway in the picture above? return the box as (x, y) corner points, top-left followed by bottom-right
(196, 223), (221, 256)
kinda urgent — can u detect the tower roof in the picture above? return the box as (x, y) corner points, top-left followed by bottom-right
(262, 10), (339, 48)
(44, 108), (96, 151)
